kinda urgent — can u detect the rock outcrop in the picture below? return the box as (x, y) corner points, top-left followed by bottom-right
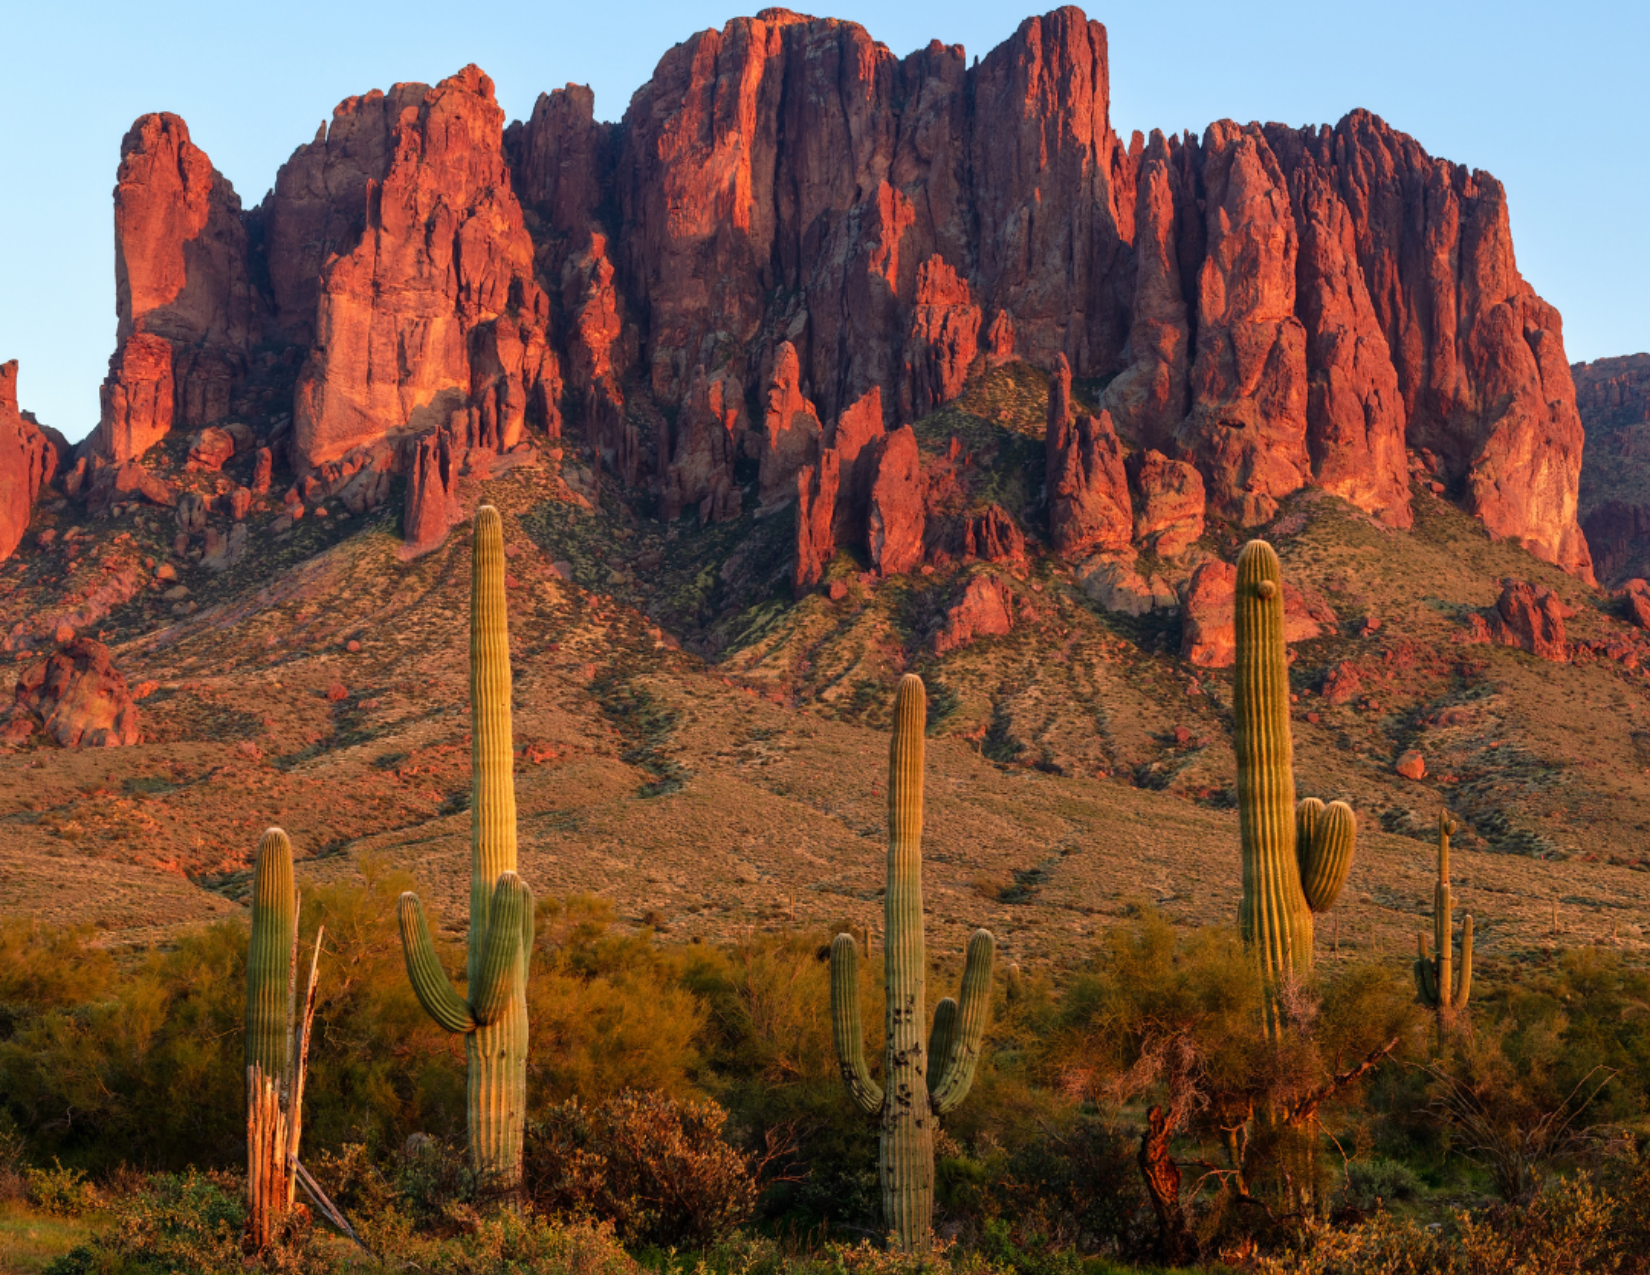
(903, 256), (981, 420)
(289, 67), (560, 469)
(963, 505), (1027, 564)
(1485, 577), (1574, 662)
(1575, 354), (1650, 584)
(1173, 123), (1311, 526)
(663, 365), (743, 523)
(403, 430), (464, 556)
(1180, 558), (1335, 667)
(794, 449), (840, 595)
(759, 343), (822, 510)
(935, 574), (1014, 653)
(95, 113), (261, 463)
(868, 425), (925, 576)
(2, 639), (141, 747)
(1130, 450), (1205, 557)
(608, 6), (1130, 425)
(1046, 356), (1131, 557)
(0, 363), (65, 563)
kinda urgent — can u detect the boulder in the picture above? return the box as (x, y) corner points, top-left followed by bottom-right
(175, 491), (208, 534)
(3, 639), (141, 747)
(1180, 559), (1336, 667)
(1076, 551), (1181, 617)
(1131, 450), (1205, 557)
(1320, 660), (1364, 706)
(1489, 577), (1574, 662)
(935, 575), (1014, 653)
(186, 427), (236, 471)
(202, 522), (249, 572)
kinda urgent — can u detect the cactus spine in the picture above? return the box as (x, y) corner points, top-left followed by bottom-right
(830, 674), (995, 1251)
(1415, 809), (1472, 1031)
(1233, 541), (1356, 1015)
(398, 506), (535, 1189)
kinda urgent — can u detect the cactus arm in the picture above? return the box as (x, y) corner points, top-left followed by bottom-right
(926, 999), (957, 1096)
(470, 873), (531, 1028)
(1414, 933), (1439, 1007)
(1295, 797), (1323, 872)
(246, 827), (297, 1087)
(1455, 915), (1473, 1009)
(1300, 801), (1356, 913)
(930, 928), (995, 1115)
(830, 934), (884, 1115)
(398, 892), (477, 1034)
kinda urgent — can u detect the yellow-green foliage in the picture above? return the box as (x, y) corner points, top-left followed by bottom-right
(0, 920), (114, 1008)
(1047, 911), (1421, 1175)
(1254, 1168), (1650, 1275)
(0, 874), (709, 1174)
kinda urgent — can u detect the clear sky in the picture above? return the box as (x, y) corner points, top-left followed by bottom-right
(2, 1), (1644, 442)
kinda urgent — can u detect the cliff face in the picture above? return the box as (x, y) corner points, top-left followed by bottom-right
(284, 66), (561, 467)
(1575, 354), (1650, 584)
(96, 113), (262, 463)
(81, 6), (1593, 580)
(0, 363), (67, 562)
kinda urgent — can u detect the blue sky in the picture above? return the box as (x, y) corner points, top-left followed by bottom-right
(3, 1), (1645, 442)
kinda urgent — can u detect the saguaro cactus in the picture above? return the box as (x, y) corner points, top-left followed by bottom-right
(1415, 809), (1472, 1031)
(1233, 540), (1356, 1007)
(244, 827), (321, 1251)
(830, 674), (995, 1251)
(398, 505), (535, 1189)
(246, 827), (297, 1090)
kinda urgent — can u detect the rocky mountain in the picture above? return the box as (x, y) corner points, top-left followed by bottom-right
(0, 3), (1592, 592)
(2, 7), (1648, 961)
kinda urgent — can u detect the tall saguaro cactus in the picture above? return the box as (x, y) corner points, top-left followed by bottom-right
(398, 506), (535, 1189)
(1415, 809), (1473, 1032)
(831, 674), (996, 1252)
(1233, 541), (1356, 1011)
(244, 827), (321, 1252)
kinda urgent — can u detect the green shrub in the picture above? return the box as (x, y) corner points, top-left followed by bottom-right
(1340, 1156), (1422, 1209)
(527, 1091), (761, 1248)
(44, 1170), (245, 1275)
(24, 1159), (101, 1217)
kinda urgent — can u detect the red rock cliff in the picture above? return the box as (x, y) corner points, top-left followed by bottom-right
(84, 8), (1594, 580)
(0, 363), (66, 562)
(287, 67), (561, 468)
(96, 113), (261, 462)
